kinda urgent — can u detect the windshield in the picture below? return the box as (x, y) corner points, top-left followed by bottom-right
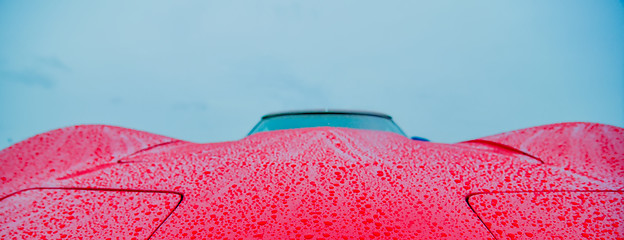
(248, 114), (406, 136)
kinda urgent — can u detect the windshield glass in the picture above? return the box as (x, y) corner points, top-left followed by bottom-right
(248, 114), (406, 136)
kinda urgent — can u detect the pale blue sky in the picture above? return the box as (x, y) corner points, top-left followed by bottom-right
(1, 0), (622, 149)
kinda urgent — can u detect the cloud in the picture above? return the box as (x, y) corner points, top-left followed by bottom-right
(0, 56), (70, 89)
(37, 57), (71, 72)
(0, 69), (56, 88)
(229, 56), (330, 109)
(172, 102), (209, 111)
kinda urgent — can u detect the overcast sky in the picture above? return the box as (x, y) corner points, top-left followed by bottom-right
(0, 0), (622, 149)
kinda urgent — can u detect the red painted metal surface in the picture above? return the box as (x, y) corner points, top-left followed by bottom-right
(468, 191), (623, 239)
(478, 122), (624, 188)
(0, 189), (181, 240)
(0, 122), (622, 239)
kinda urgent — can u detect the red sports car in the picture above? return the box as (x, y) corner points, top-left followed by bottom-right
(1, 110), (622, 239)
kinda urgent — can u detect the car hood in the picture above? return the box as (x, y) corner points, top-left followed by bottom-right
(1, 123), (622, 239)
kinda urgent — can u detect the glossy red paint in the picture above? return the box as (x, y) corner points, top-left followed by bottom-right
(1, 123), (622, 239)
(468, 191), (623, 239)
(0, 188), (181, 239)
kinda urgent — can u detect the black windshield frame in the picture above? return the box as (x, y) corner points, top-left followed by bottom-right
(248, 112), (407, 136)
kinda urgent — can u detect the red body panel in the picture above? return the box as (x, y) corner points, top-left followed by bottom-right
(478, 122), (624, 188)
(0, 189), (181, 239)
(1, 123), (622, 239)
(468, 191), (623, 239)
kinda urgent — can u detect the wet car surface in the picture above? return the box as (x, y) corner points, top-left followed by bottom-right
(1, 113), (622, 239)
